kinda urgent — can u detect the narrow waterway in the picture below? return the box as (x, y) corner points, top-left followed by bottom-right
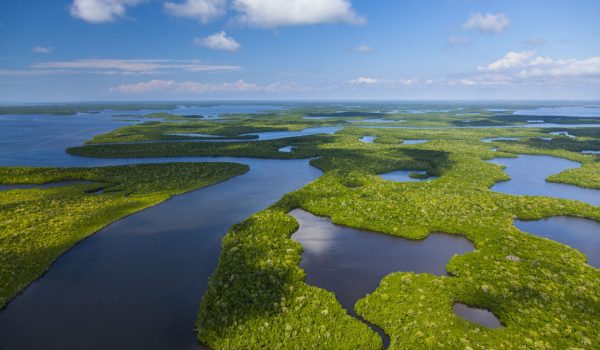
(0, 158), (321, 350)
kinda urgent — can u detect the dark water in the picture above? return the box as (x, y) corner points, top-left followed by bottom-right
(453, 303), (502, 328)
(0, 159), (321, 350)
(515, 217), (600, 268)
(490, 155), (600, 207)
(380, 170), (437, 182)
(290, 209), (473, 316)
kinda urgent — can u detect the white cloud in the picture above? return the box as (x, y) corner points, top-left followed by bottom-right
(69, 0), (143, 23)
(462, 12), (510, 34)
(194, 31), (241, 51)
(232, 0), (365, 27)
(111, 79), (260, 93)
(351, 45), (372, 53)
(349, 77), (378, 85)
(447, 36), (469, 47)
(164, 0), (226, 23)
(480, 51), (534, 71)
(30, 59), (239, 74)
(32, 46), (54, 54)
(348, 77), (418, 87)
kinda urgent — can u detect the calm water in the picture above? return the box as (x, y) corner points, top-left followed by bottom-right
(360, 136), (377, 143)
(0, 109), (321, 350)
(0, 158), (321, 350)
(380, 170), (437, 182)
(515, 217), (600, 268)
(481, 137), (520, 143)
(514, 106), (600, 118)
(490, 155), (600, 207)
(290, 209), (473, 315)
(453, 303), (502, 328)
(403, 139), (429, 145)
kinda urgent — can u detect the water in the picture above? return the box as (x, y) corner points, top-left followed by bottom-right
(0, 158), (321, 350)
(290, 208), (473, 321)
(582, 150), (600, 155)
(403, 139), (429, 145)
(196, 126), (342, 143)
(380, 170), (437, 182)
(278, 146), (295, 153)
(453, 303), (502, 328)
(514, 106), (600, 118)
(348, 119), (405, 123)
(550, 131), (575, 138)
(489, 155), (600, 207)
(360, 136), (377, 143)
(364, 124), (600, 130)
(515, 217), (600, 267)
(481, 137), (520, 143)
(0, 108), (322, 350)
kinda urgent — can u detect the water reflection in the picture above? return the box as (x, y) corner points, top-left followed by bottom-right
(359, 136), (377, 143)
(453, 303), (502, 328)
(380, 170), (437, 182)
(515, 217), (600, 267)
(489, 155), (600, 207)
(290, 209), (474, 315)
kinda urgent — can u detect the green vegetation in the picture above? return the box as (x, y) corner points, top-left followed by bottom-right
(7, 108), (600, 348)
(0, 162), (248, 308)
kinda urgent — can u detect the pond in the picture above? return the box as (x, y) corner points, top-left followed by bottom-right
(489, 155), (600, 207)
(278, 146), (295, 153)
(197, 126), (342, 142)
(514, 216), (600, 268)
(379, 170), (438, 182)
(481, 137), (520, 143)
(359, 136), (377, 143)
(581, 150), (600, 155)
(290, 209), (473, 312)
(290, 209), (473, 347)
(403, 139), (429, 145)
(453, 303), (502, 328)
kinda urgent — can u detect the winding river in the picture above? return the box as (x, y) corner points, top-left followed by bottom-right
(0, 111), (320, 350)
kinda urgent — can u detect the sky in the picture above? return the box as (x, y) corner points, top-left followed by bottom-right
(1, 0), (600, 102)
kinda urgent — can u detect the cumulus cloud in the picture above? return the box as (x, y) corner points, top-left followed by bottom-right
(351, 45), (372, 53)
(69, 0), (143, 23)
(462, 12), (510, 34)
(111, 79), (263, 93)
(163, 0), (226, 23)
(194, 31), (241, 51)
(31, 59), (239, 74)
(232, 0), (365, 27)
(480, 51), (535, 71)
(348, 77), (418, 87)
(32, 46), (54, 54)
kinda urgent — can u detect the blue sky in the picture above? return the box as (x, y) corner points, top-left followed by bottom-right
(1, 0), (599, 102)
